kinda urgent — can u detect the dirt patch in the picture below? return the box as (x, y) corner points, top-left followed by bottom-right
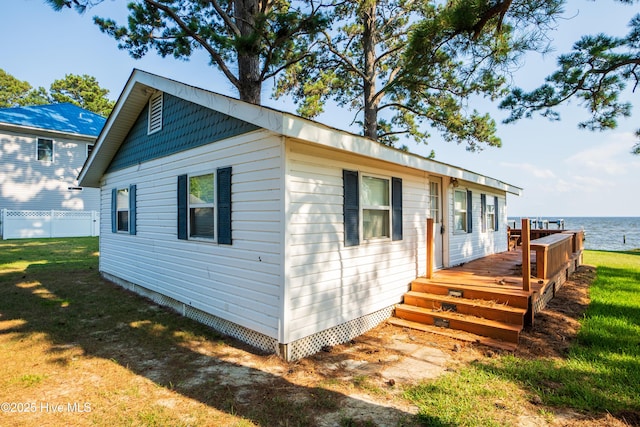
(3, 247), (637, 427)
(290, 264), (638, 426)
(515, 265), (593, 360)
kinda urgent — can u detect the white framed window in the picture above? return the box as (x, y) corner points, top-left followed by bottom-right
(454, 189), (468, 233)
(429, 181), (440, 223)
(189, 173), (215, 239)
(37, 138), (53, 162)
(486, 198), (496, 232)
(361, 175), (390, 240)
(148, 92), (163, 135)
(116, 188), (130, 232)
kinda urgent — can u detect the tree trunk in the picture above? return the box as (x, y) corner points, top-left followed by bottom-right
(362, 0), (378, 141)
(236, 0), (262, 105)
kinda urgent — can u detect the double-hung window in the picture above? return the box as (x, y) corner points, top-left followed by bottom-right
(486, 198), (496, 232)
(454, 189), (468, 233)
(481, 194), (499, 232)
(111, 185), (137, 235)
(343, 169), (402, 246)
(362, 175), (390, 240)
(177, 168), (232, 244)
(189, 173), (215, 239)
(116, 188), (130, 232)
(37, 138), (53, 162)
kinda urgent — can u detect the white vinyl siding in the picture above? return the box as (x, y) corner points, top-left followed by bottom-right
(99, 130), (283, 338)
(0, 130), (100, 211)
(284, 142), (427, 343)
(449, 187), (508, 266)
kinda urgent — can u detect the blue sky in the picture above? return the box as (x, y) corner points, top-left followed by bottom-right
(2, 0), (639, 217)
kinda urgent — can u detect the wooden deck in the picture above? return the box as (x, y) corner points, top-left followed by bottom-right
(391, 241), (582, 350)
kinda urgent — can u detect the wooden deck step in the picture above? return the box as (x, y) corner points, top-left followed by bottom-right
(411, 277), (531, 309)
(403, 291), (527, 326)
(394, 304), (521, 343)
(387, 318), (518, 352)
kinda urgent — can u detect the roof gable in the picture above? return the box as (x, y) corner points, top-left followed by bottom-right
(107, 93), (258, 172)
(0, 103), (106, 137)
(79, 69), (521, 196)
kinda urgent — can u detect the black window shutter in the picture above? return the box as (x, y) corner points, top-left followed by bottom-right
(111, 188), (117, 233)
(129, 184), (137, 235)
(217, 167), (232, 245)
(494, 196), (499, 231)
(343, 169), (359, 247)
(392, 177), (403, 241)
(480, 193), (487, 233)
(466, 190), (473, 233)
(177, 174), (188, 240)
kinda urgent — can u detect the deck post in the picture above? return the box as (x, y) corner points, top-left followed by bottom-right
(426, 218), (434, 279)
(521, 218), (531, 292)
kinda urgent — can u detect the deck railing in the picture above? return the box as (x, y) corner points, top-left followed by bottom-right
(530, 233), (574, 280)
(517, 220), (585, 289)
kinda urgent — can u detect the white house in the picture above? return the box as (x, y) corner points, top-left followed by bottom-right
(0, 103), (104, 211)
(79, 70), (521, 360)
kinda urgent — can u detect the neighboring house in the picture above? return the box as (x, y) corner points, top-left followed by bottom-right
(0, 103), (105, 212)
(79, 70), (522, 360)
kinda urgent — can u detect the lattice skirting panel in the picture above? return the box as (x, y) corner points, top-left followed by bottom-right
(102, 273), (279, 354)
(281, 306), (394, 361)
(102, 272), (394, 361)
(533, 255), (580, 315)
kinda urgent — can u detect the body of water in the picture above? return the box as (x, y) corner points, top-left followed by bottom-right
(508, 217), (640, 252)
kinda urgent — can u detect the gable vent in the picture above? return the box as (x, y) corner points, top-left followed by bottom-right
(148, 92), (163, 134)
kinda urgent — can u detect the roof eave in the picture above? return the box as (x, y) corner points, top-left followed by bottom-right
(79, 69), (522, 195)
(0, 122), (98, 142)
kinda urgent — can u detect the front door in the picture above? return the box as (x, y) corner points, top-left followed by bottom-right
(429, 178), (444, 268)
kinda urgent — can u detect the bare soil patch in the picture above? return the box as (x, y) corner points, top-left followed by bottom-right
(3, 247), (637, 427)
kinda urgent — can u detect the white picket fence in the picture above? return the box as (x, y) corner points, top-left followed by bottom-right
(0, 209), (100, 239)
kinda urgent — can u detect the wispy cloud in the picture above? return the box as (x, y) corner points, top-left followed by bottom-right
(565, 132), (639, 175)
(500, 162), (556, 179)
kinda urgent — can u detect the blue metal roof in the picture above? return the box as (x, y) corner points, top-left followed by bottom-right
(0, 103), (106, 137)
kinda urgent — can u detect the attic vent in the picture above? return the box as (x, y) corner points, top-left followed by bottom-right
(148, 92), (163, 135)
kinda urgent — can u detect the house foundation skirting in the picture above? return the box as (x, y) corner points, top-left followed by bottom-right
(532, 252), (582, 316)
(101, 272), (394, 361)
(280, 306), (395, 361)
(102, 272), (279, 354)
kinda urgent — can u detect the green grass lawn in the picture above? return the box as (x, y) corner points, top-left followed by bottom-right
(405, 249), (640, 426)
(2, 238), (639, 426)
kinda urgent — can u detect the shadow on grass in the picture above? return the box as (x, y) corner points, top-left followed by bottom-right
(0, 238), (421, 426)
(471, 257), (640, 421)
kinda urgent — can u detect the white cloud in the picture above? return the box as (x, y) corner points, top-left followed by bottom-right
(500, 162), (556, 179)
(565, 132), (638, 175)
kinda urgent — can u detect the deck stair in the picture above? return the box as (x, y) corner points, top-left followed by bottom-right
(394, 277), (530, 344)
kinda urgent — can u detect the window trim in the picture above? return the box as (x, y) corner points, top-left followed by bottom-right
(178, 168), (232, 244)
(37, 138), (54, 162)
(116, 187), (130, 233)
(343, 169), (402, 246)
(453, 189), (469, 234)
(361, 174), (392, 241)
(486, 196), (496, 232)
(111, 185), (136, 235)
(188, 172), (216, 241)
